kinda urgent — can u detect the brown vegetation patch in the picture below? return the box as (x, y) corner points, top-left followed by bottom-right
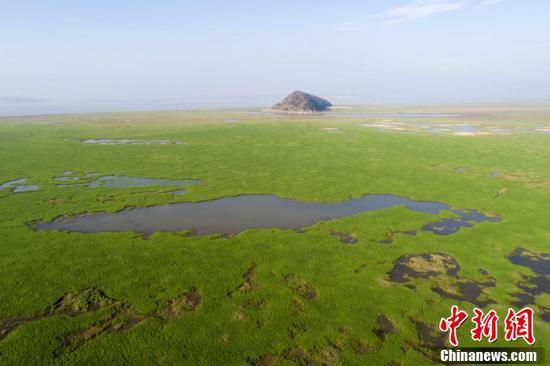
(58, 305), (143, 355)
(499, 173), (550, 188)
(229, 264), (258, 296)
(234, 310), (246, 321)
(288, 322), (307, 339)
(50, 288), (114, 315)
(380, 229), (417, 244)
(1, 288), (115, 343)
(330, 231), (358, 244)
(284, 346), (310, 365)
(353, 264), (367, 274)
(311, 346), (340, 364)
(409, 319), (449, 361)
(0, 316), (43, 341)
(243, 298), (267, 310)
(495, 187), (508, 198)
(220, 334), (230, 344)
(54, 287), (202, 354)
(374, 314), (397, 341)
(284, 274), (318, 300)
(352, 338), (372, 354)
(156, 289), (202, 320)
(284, 345), (340, 365)
(291, 298), (306, 313)
(253, 353), (278, 366)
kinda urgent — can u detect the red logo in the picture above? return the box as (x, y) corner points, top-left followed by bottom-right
(439, 305), (469, 346)
(504, 307), (535, 345)
(439, 306), (535, 346)
(471, 308), (499, 343)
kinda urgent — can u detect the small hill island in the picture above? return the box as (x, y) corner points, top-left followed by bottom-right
(271, 91), (332, 113)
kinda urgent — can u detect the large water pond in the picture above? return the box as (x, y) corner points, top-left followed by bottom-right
(36, 194), (499, 236)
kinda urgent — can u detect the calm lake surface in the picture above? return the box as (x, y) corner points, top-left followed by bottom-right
(37, 194), (499, 236)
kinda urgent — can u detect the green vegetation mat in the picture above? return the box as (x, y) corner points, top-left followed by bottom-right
(0, 107), (548, 365)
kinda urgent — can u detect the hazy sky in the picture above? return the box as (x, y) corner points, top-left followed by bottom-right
(1, 0), (549, 104)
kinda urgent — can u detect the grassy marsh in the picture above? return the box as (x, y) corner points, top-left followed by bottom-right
(0, 106), (549, 364)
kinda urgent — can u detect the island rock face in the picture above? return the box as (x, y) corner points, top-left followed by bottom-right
(271, 91), (332, 113)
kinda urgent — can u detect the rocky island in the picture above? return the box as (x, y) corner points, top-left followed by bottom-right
(271, 91), (332, 113)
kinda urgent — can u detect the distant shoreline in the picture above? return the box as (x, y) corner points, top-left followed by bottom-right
(1, 101), (549, 119)
(0, 101), (267, 118)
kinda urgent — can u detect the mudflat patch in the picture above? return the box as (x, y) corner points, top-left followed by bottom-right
(374, 314), (397, 341)
(331, 231), (359, 244)
(389, 253), (496, 306)
(229, 264), (258, 295)
(284, 274), (318, 300)
(409, 319), (449, 361)
(58, 305), (144, 355)
(284, 345), (340, 365)
(155, 289), (202, 320)
(380, 229), (417, 244)
(0, 288), (114, 342)
(253, 353), (278, 366)
(1, 287), (203, 354)
(508, 247), (550, 321)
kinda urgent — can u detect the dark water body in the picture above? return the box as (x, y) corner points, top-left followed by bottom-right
(423, 209), (500, 235)
(508, 248), (549, 321)
(509, 248), (550, 276)
(36, 194), (499, 236)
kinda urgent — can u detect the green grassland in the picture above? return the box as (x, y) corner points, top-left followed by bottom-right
(0, 106), (549, 365)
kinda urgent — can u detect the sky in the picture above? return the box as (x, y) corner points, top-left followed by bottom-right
(1, 0), (550, 105)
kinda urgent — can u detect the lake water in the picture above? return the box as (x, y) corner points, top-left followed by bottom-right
(36, 194), (499, 236)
